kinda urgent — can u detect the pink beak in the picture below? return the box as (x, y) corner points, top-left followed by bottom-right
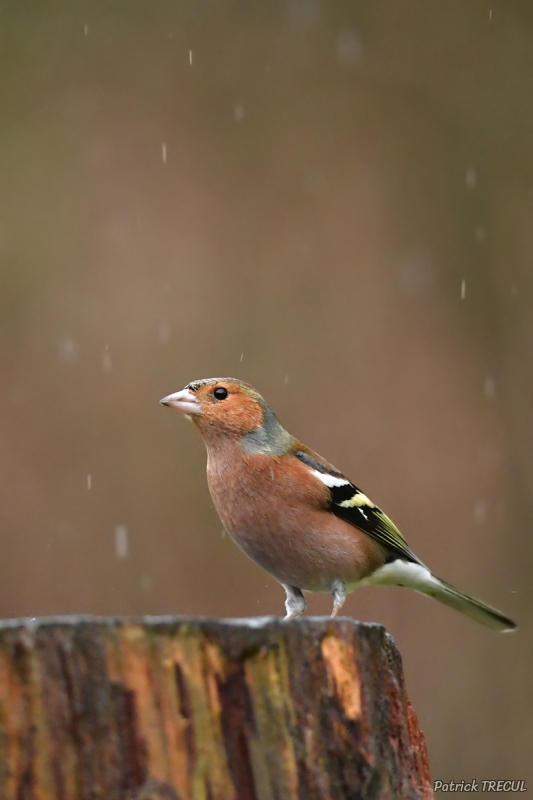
(160, 388), (203, 415)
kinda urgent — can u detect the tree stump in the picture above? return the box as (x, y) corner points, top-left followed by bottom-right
(0, 616), (432, 800)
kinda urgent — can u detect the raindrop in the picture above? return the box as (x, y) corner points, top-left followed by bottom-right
(102, 351), (113, 373)
(87, 474), (92, 490)
(399, 251), (435, 293)
(114, 525), (129, 559)
(161, 142), (167, 163)
(474, 500), (486, 524)
(286, 0), (320, 27)
(188, 49), (193, 65)
(475, 227), (486, 242)
(466, 168), (477, 190)
(57, 337), (79, 364)
(140, 575), (153, 593)
(336, 31), (362, 68)
(484, 376), (496, 400)
(461, 279), (466, 300)
(234, 104), (245, 122)
(240, 352), (244, 362)
(158, 322), (171, 343)
(284, 375), (290, 385)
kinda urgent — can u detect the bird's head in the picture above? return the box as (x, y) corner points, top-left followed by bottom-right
(160, 377), (294, 454)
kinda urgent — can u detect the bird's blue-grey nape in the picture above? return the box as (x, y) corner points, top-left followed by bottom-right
(294, 450), (341, 476)
(242, 406), (296, 456)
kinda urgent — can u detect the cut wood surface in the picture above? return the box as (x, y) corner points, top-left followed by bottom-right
(0, 616), (432, 800)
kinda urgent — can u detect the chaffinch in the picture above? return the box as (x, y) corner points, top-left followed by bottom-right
(160, 377), (516, 631)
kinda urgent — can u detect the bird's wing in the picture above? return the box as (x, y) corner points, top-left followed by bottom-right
(292, 447), (422, 564)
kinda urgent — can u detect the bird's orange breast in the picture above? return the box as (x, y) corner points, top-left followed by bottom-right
(206, 445), (386, 592)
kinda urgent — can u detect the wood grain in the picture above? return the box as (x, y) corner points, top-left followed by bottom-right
(0, 616), (432, 800)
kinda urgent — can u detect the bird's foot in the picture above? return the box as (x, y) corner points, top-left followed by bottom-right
(283, 584), (306, 619)
(331, 578), (346, 617)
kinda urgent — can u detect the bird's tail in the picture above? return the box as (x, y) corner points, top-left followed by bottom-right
(366, 560), (516, 631)
(424, 576), (516, 632)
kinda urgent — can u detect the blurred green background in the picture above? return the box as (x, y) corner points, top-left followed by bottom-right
(1, 0), (531, 792)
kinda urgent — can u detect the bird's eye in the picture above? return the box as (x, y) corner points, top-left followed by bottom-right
(213, 387), (229, 400)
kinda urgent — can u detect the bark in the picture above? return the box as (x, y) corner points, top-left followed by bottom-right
(0, 616), (432, 800)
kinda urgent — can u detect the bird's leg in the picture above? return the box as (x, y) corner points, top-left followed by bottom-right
(331, 579), (346, 617)
(282, 584), (306, 619)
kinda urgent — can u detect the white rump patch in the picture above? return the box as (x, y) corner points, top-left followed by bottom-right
(362, 560), (440, 591)
(310, 469), (350, 488)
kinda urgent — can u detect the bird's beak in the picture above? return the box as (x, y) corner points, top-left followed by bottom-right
(160, 388), (203, 415)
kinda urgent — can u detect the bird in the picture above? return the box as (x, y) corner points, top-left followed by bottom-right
(160, 377), (516, 631)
